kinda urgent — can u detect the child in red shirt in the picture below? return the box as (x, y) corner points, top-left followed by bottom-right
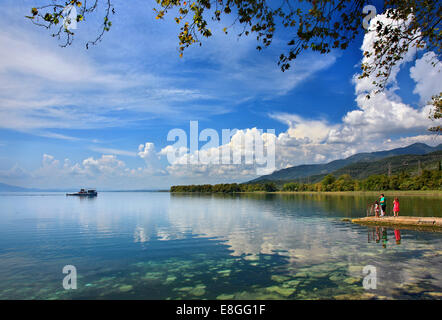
(393, 198), (400, 217)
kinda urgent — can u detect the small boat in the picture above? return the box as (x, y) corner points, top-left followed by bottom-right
(66, 189), (98, 197)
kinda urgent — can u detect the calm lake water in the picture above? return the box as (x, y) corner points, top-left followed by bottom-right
(0, 192), (441, 300)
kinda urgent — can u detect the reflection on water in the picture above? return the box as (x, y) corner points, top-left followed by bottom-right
(0, 192), (441, 300)
(367, 227), (402, 247)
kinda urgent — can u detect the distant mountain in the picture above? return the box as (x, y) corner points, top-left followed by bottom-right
(0, 182), (69, 192)
(248, 143), (442, 183)
(306, 150), (442, 183)
(0, 182), (36, 192)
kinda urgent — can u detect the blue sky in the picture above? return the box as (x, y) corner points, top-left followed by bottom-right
(0, 0), (440, 189)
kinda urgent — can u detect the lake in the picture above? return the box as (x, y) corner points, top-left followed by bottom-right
(0, 192), (441, 299)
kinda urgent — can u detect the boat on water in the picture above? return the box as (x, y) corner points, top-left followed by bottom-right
(66, 189), (98, 197)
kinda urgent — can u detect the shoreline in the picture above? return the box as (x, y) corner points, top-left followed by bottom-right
(272, 190), (442, 196)
(171, 190), (442, 196)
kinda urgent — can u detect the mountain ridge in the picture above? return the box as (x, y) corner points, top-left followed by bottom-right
(248, 143), (442, 183)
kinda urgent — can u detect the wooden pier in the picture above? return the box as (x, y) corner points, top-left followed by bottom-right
(351, 216), (442, 232)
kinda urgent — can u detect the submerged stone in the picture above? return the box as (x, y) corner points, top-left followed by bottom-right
(233, 290), (281, 300)
(178, 284), (207, 297)
(271, 275), (291, 283)
(427, 292), (442, 298)
(176, 286), (193, 292)
(143, 272), (162, 280)
(348, 266), (363, 273)
(190, 286), (206, 297)
(216, 293), (235, 300)
(403, 285), (426, 294)
(217, 269), (231, 277)
(266, 285), (295, 297)
(294, 272), (308, 278)
(284, 279), (301, 288)
(344, 277), (361, 285)
(329, 274), (342, 282)
(119, 284), (133, 292)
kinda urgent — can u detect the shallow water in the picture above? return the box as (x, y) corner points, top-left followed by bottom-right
(0, 192), (441, 300)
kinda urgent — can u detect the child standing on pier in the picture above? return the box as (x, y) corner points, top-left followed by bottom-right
(393, 198), (400, 217)
(374, 201), (380, 218)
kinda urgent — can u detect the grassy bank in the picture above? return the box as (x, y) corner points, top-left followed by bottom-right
(272, 190), (442, 196)
(171, 169), (442, 194)
(170, 190), (442, 196)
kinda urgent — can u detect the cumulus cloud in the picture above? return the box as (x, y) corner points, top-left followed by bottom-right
(355, 12), (420, 95)
(410, 51), (442, 103)
(160, 127), (276, 179)
(321, 12), (441, 148)
(0, 164), (30, 180)
(153, 12), (442, 181)
(82, 155), (126, 176)
(0, 25), (231, 139)
(30, 154), (128, 182)
(90, 147), (137, 157)
(2, 11), (441, 187)
(137, 142), (167, 175)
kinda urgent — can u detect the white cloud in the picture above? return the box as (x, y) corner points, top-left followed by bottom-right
(135, 142), (167, 175)
(2, 10), (441, 187)
(356, 13), (420, 95)
(82, 155), (126, 176)
(0, 26), (231, 138)
(152, 12), (442, 181)
(410, 51), (442, 103)
(90, 147), (137, 157)
(0, 164), (30, 180)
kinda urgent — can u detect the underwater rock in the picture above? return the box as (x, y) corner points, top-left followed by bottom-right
(234, 290), (281, 300)
(284, 279), (301, 288)
(119, 284), (133, 292)
(143, 272), (162, 280)
(176, 286), (193, 292)
(348, 266), (363, 274)
(329, 274), (342, 282)
(343, 277), (361, 285)
(216, 293), (235, 300)
(403, 285), (427, 294)
(334, 292), (376, 300)
(217, 269), (231, 277)
(293, 272), (309, 278)
(265, 285), (295, 297)
(166, 276), (177, 282)
(190, 288), (206, 296)
(189, 284), (207, 297)
(271, 275), (291, 283)
(97, 276), (115, 283)
(244, 255), (259, 261)
(427, 292), (442, 298)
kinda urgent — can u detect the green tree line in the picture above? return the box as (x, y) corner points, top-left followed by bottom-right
(170, 182), (278, 193)
(282, 168), (442, 192)
(171, 166), (442, 193)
